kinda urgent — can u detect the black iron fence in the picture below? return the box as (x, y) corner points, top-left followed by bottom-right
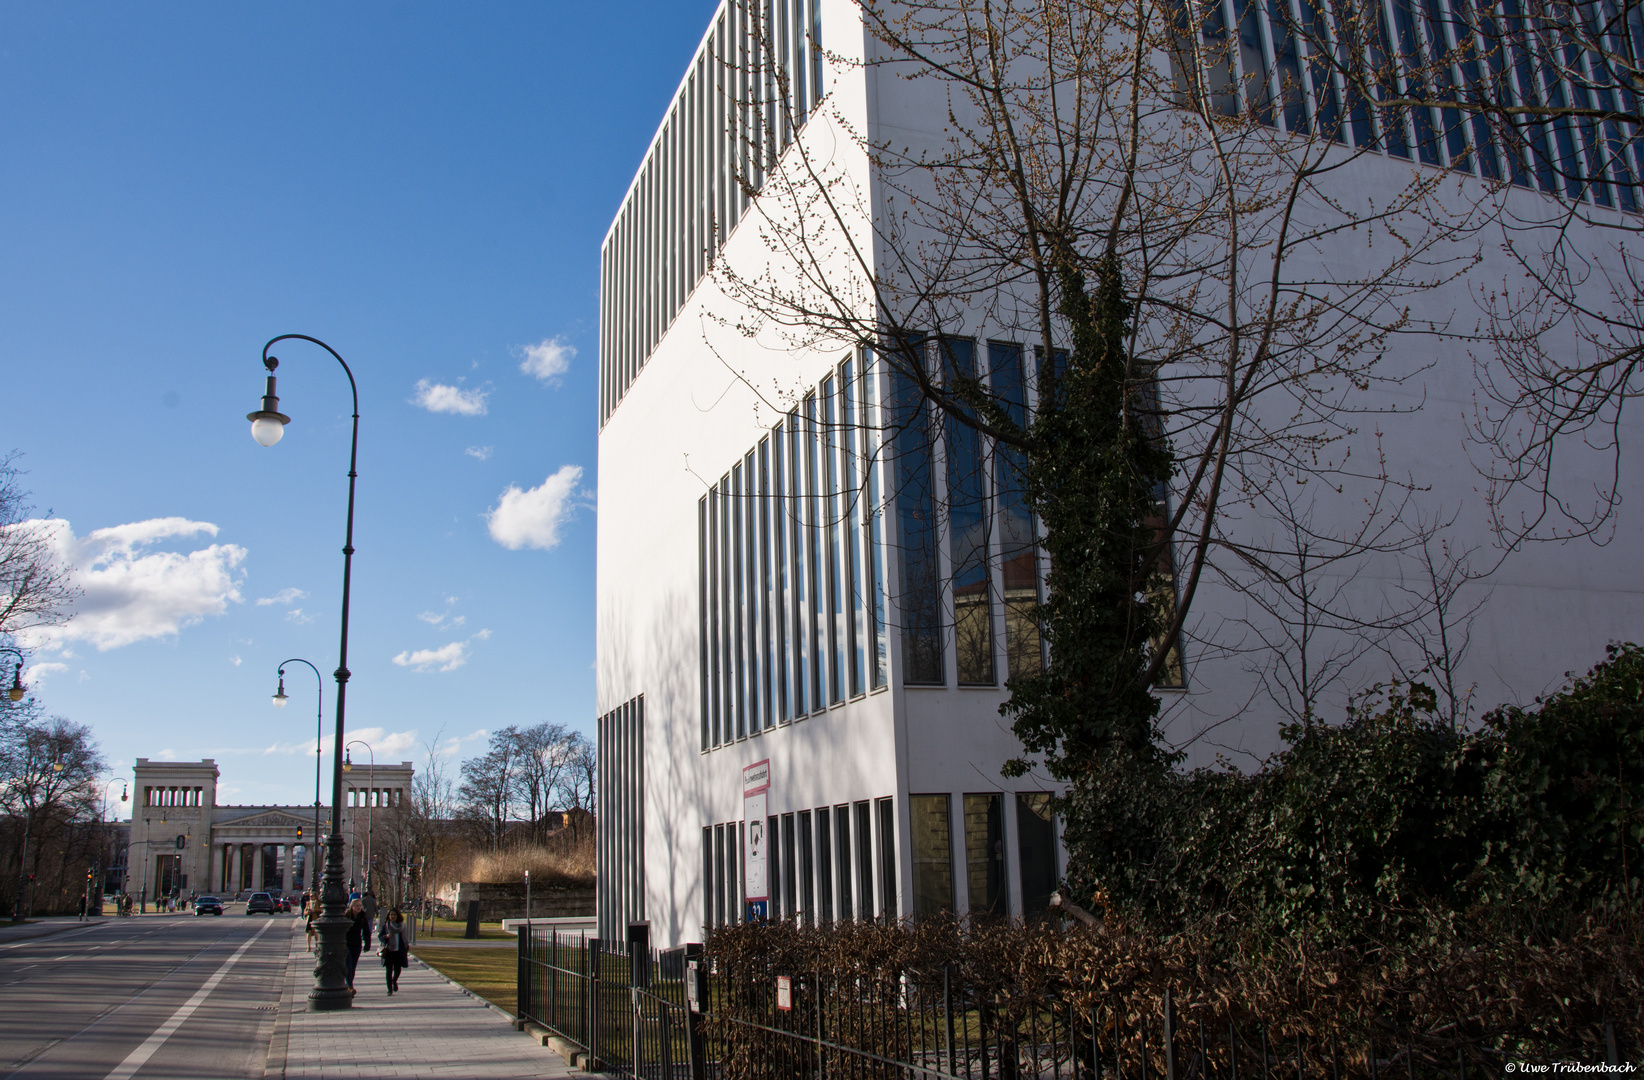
(519, 933), (1634, 1079)
(517, 929), (704, 1078)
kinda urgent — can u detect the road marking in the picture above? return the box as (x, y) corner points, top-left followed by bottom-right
(101, 922), (273, 1080)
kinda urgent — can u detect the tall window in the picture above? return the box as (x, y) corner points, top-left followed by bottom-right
(1016, 793), (1057, 919)
(989, 343), (1043, 679)
(964, 793), (1007, 919)
(700, 363), (891, 746)
(910, 794), (954, 919)
(939, 339), (995, 686)
(889, 344), (943, 684)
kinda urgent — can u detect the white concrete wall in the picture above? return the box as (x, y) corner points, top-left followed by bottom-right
(597, 1), (1644, 945)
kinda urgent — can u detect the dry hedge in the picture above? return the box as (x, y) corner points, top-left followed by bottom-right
(705, 913), (1640, 1069)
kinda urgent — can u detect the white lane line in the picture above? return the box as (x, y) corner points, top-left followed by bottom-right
(101, 921), (274, 1080)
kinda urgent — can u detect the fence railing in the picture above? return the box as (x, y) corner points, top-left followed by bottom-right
(518, 929), (706, 1078)
(519, 935), (1634, 1080)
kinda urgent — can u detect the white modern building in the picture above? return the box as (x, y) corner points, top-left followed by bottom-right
(595, 0), (1644, 946)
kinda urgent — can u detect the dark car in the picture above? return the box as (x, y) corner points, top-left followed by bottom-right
(276, 894), (292, 913)
(194, 895), (224, 916)
(246, 892), (277, 915)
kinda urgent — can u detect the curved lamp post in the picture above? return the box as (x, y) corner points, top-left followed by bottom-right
(341, 741), (373, 896)
(0, 647), (28, 702)
(246, 334), (359, 1012)
(273, 658), (325, 892)
(97, 779), (128, 903)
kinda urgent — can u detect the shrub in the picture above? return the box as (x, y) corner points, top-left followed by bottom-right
(1061, 644), (1644, 944)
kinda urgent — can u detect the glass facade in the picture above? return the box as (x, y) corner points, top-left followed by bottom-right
(699, 357), (890, 749)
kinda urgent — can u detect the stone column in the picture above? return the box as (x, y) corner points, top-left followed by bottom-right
(281, 845), (292, 892)
(251, 844), (264, 893)
(209, 845), (222, 894)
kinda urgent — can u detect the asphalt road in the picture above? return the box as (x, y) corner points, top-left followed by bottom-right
(0, 910), (295, 1079)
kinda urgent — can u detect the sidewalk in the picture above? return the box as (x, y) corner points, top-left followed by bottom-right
(266, 924), (579, 1079)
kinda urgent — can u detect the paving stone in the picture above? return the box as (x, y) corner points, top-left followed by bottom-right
(270, 927), (580, 1079)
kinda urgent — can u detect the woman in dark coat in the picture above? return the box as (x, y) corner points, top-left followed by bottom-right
(344, 898), (369, 994)
(379, 908), (410, 994)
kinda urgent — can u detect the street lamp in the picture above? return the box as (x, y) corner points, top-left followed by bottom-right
(341, 741), (373, 898)
(273, 658), (325, 893)
(99, 779), (128, 905)
(0, 647), (28, 702)
(246, 334), (360, 1012)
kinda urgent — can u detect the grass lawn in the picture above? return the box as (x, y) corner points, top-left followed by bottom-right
(414, 916), (513, 941)
(414, 944), (517, 1015)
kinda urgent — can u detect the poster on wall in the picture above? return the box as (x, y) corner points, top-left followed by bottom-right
(743, 759), (770, 920)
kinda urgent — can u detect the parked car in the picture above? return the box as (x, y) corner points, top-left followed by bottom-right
(246, 892), (277, 915)
(195, 896), (224, 916)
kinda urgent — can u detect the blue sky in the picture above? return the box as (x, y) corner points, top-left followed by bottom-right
(0, 2), (716, 811)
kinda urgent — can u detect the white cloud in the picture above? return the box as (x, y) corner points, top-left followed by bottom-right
(486, 466), (584, 551)
(16, 518), (246, 653)
(417, 611), (445, 625)
(465, 446), (493, 461)
(22, 661), (69, 685)
(519, 337), (575, 384)
(429, 728), (487, 760)
(260, 725), (418, 761)
(229, 655), (242, 667)
(256, 587), (306, 607)
(391, 625), (490, 673)
(392, 640), (470, 673)
(285, 608), (315, 625)
(156, 748), (177, 761)
(411, 379), (488, 417)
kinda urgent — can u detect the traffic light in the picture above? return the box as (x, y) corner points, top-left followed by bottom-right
(296, 826), (303, 839)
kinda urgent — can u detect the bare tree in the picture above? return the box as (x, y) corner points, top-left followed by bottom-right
(552, 734), (595, 844)
(702, 0), (1484, 769)
(508, 723), (574, 842)
(458, 727), (519, 851)
(0, 453), (78, 643)
(1270, 0), (1644, 542)
(0, 706), (104, 917)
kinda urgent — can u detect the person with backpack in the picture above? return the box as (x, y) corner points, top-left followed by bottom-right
(378, 908), (409, 994)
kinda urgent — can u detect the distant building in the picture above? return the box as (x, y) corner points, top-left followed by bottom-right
(127, 758), (412, 898)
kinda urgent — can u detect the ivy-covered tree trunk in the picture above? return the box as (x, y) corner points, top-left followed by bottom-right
(1001, 256), (1175, 908)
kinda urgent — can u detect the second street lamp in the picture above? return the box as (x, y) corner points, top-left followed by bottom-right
(273, 658), (326, 893)
(246, 334), (359, 1012)
(0, 646), (28, 702)
(341, 741), (373, 896)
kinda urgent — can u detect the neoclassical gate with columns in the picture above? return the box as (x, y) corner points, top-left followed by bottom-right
(128, 757), (413, 899)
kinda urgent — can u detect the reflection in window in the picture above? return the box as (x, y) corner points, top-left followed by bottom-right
(910, 794), (954, 919)
(963, 793), (1007, 919)
(989, 343), (1043, 680)
(889, 343), (943, 684)
(834, 804), (853, 920)
(1016, 792), (1057, 919)
(941, 339), (996, 686)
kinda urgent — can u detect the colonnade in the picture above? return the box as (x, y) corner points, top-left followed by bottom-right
(210, 841), (312, 895)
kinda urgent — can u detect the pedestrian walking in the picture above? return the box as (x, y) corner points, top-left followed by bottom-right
(344, 898), (368, 994)
(361, 890), (378, 943)
(305, 898), (319, 953)
(77, 894), (87, 921)
(378, 908), (409, 994)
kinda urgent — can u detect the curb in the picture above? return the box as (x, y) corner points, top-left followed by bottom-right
(262, 922), (304, 1080)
